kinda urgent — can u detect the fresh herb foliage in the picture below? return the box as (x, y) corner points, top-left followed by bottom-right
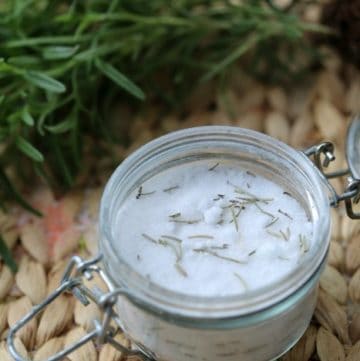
(0, 1), (328, 209)
(0, 1), (328, 263)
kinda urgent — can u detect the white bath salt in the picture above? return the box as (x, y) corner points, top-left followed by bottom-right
(114, 161), (313, 296)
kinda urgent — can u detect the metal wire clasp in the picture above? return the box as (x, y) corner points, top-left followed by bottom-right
(7, 255), (154, 361)
(304, 142), (360, 219)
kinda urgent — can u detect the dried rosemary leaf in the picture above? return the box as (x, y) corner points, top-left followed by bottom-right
(169, 212), (181, 218)
(279, 229), (290, 241)
(230, 205), (239, 232)
(161, 235), (183, 243)
(158, 239), (182, 260)
(175, 263), (188, 278)
(188, 235), (214, 239)
(209, 244), (229, 250)
(266, 230), (283, 239)
(254, 202), (275, 219)
(278, 208), (293, 220)
(283, 191), (293, 198)
(299, 234), (309, 254)
(142, 233), (158, 244)
(208, 162), (220, 171)
(234, 272), (248, 289)
(193, 247), (247, 265)
(229, 182), (274, 204)
(265, 217), (279, 228)
(246, 170), (256, 177)
(169, 219), (201, 224)
(163, 185), (180, 193)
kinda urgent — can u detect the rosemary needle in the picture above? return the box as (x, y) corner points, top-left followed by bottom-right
(213, 194), (225, 201)
(229, 182), (274, 204)
(141, 191), (156, 196)
(188, 235), (214, 239)
(278, 209), (293, 220)
(230, 205), (239, 232)
(265, 217), (279, 228)
(209, 244), (229, 250)
(169, 219), (201, 224)
(207, 251), (247, 264)
(147, 236), (187, 276)
(136, 186), (143, 199)
(136, 186), (156, 199)
(254, 202), (275, 219)
(246, 170), (256, 177)
(299, 234), (309, 253)
(163, 185), (180, 193)
(193, 248), (247, 264)
(266, 230), (282, 239)
(169, 212), (181, 218)
(208, 162), (220, 171)
(142, 233), (158, 244)
(279, 229), (289, 241)
(234, 272), (248, 289)
(159, 239), (182, 260)
(161, 235), (183, 243)
(235, 196), (258, 204)
(143, 234), (184, 261)
(175, 262), (188, 277)
(283, 191), (293, 198)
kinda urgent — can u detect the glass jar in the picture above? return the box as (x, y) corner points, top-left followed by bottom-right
(99, 126), (331, 361)
(9, 122), (360, 361)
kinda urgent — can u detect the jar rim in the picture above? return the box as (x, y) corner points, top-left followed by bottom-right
(99, 126), (331, 319)
(346, 117), (360, 181)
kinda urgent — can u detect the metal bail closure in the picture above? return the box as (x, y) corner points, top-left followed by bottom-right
(304, 129), (360, 219)
(7, 255), (155, 361)
(344, 117), (360, 218)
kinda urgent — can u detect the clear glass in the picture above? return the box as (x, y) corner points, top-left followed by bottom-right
(100, 126), (331, 361)
(346, 117), (360, 180)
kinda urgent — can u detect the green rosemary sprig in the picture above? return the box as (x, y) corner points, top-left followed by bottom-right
(0, 234), (17, 273)
(0, 0), (330, 263)
(0, 0), (329, 209)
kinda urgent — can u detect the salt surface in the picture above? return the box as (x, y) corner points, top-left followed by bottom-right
(114, 161), (313, 296)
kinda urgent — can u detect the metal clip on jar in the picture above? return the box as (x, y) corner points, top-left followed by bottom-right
(8, 117), (360, 361)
